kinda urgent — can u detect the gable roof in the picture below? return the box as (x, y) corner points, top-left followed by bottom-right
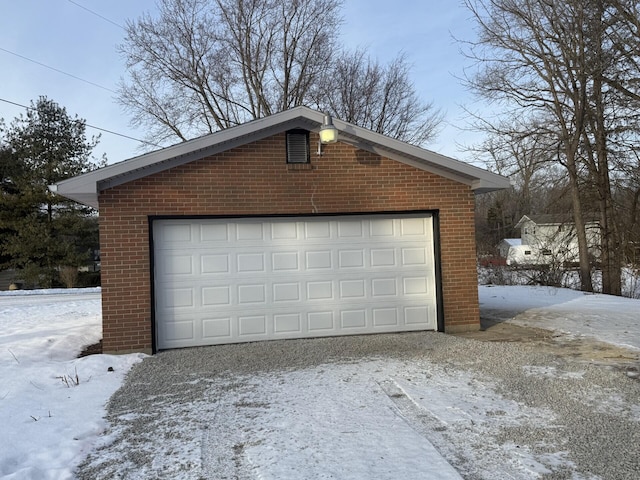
(500, 238), (522, 246)
(51, 106), (511, 208)
(515, 214), (599, 229)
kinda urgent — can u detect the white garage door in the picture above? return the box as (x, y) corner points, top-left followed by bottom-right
(153, 214), (438, 349)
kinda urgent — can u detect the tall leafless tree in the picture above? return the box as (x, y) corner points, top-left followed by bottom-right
(119, 0), (442, 147)
(463, 0), (640, 295)
(470, 114), (556, 214)
(119, 0), (341, 143)
(313, 50), (442, 145)
(471, 114), (571, 253)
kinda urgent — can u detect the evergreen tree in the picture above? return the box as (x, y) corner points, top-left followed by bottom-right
(0, 97), (105, 287)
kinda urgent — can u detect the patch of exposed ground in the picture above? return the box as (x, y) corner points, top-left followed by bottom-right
(78, 339), (102, 357)
(455, 318), (639, 377)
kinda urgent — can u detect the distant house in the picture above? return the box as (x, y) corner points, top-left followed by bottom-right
(498, 238), (521, 259)
(505, 214), (600, 266)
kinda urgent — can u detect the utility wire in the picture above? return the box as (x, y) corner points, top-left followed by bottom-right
(0, 5), (158, 148)
(0, 98), (161, 148)
(0, 47), (116, 94)
(66, 0), (125, 30)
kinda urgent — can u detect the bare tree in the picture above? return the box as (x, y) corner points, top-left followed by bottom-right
(470, 114), (557, 214)
(119, 0), (341, 143)
(605, 1), (640, 264)
(118, 0), (442, 147)
(313, 50), (442, 145)
(472, 114), (572, 255)
(462, 0), (594, 291)
(463, 0), (640, 295)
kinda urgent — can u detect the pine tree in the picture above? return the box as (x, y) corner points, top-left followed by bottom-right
(0, 97), (105, 288)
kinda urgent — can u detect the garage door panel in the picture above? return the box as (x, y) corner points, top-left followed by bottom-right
(370, 248), (396, 267)
(201, 254), (229, 274)
(338, 249), (365, 268)
(271, 222), (298, 240)
(401, 217), (429, 236)
(200, 223), (228, 241)
(402, 247), (427, 265)
(272, 252), (299, 271)
(161, 320), (194, 342)
(305, 250), (333, 270)
(163, 287), (194, 308)
(307, 281), (334, 300)
(338, 220), (363, 237)
(274, 313), (303, 334)
(403, 276), (429, 295)
(339, 279), (366, 298)
(236, 253), (265, 273)
(405, 305), (434, 325)
(156, 274), (434, 308)
(237, 284), (266, 304)
(304, 221), (331, 239)
(308, 311), (334, 332)
(341, 309), (367, 329)
(154, 215), (438, 349)
(373, 308), (398, 327)
(370, 218), (395, 237)
(159, 223), (193, 243)
(371, 278), (398, 297)
(273, 283), (301, 302)
(155, 255), (193, 276)
(202, 286), (230, 306)
(157, 305), (434, 349)
(202, 317), (232, 339)
(236, 222), (264, 240)
(239, 315), (267, 336)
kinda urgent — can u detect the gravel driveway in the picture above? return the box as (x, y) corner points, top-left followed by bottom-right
(76, 329), (640, 479)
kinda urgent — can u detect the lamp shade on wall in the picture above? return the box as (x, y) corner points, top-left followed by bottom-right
(319, 113), (338, 144)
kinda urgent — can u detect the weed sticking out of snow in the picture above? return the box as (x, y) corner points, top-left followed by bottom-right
(56, 367), (81, 387)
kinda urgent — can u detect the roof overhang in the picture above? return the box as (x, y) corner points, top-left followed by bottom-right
(51, 106), (511, 209)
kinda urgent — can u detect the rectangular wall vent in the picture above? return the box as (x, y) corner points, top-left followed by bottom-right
(286, 130), (310, 164)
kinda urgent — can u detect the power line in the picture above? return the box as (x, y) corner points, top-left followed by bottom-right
(66, 0), (125, 30)
(0, 6), (159, 149)
(0, 47), (116, 94)
(0, 97), (161, 148)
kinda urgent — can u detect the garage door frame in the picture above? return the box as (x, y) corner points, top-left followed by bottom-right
(149, 211), (444, 352)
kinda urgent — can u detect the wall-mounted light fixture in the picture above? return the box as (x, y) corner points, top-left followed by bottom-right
(317, 112), (338, 155)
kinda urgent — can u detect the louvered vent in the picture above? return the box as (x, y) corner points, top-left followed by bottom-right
(286, 130), (310, 164)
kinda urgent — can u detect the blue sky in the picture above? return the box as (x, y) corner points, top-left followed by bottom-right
(0, 0), (484, 165)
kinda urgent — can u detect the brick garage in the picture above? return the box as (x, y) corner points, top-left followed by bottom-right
(53, 107), (510, 353)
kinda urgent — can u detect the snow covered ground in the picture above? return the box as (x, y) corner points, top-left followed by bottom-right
(479, 285), (640, 351)
(0, 289), (145, 479)
(1, 286), (638, 479)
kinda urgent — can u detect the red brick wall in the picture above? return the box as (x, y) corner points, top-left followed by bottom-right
(98, 133), (479, 353)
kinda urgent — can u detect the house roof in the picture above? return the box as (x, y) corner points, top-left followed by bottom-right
(501, 238), (522, 246)
(514, 214), (599, 229)
(50, 106), (512, 209)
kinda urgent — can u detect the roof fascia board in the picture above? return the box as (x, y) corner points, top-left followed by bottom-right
(471, 178), (513, 194)
(52, 106), (511, 207)
(514, 215), (533, 229)
(340, 137), (477, 187)
(333, 120), (511, 191)
(98, 119), (314, 191)
(54, 109), (322, 206)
